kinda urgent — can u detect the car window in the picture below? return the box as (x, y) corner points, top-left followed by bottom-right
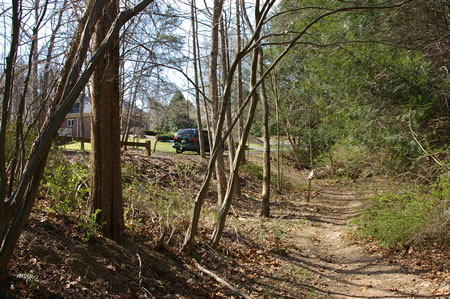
(176, 130), (195, 138)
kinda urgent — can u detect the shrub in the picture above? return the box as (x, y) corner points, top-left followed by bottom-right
(157, 133), (174, 142)
(122, 161), (194, 242)
(43, 153), (89, 216)
(42, 152), (105, 241)
(353, 173), (449, 249)
(316, 141), (377, 179)
(240, 162), (264, 180)
(144, 130), (157, 136)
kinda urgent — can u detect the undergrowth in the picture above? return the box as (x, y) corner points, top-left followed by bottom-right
(240, 161), (293, 189)
(353, 173), (449, 249)
(122, 159), (195, 245)
(42, 151), (195, 244)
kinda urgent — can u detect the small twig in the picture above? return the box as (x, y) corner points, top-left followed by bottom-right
(142, 287), (153, 297)
(194, 261), (251, 299)
(233, 226), (240, 243)
(136, 252), (142, 287)
(408, 110), (444, 167)
(230, 205), (238, 217)
(165, 226), (176, 245)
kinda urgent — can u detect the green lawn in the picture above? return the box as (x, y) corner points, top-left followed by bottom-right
(59, 137), (265, 155)
(59, 138), (178, 154)
(60, 142), (92, 151)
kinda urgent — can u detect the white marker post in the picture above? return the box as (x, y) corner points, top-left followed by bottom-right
(307, 170), (314, 202)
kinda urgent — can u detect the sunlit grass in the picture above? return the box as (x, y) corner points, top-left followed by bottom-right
(60, 142), (91, 151)
(59, 138), (179, 154)
(58, 137), (269, 156)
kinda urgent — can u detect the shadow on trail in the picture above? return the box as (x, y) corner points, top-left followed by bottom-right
(280, 252), (432, 298)
(271, 196), (361, 226)
(264, 183), (435, 298)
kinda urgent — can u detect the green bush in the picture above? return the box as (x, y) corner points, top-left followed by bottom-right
(353, 173), (449, 248)
(157, 133), (174, 142)
(240, 162), (264, 180)
(316, 140), (378, 179)
(144, 130), (157, 136)
(43, 153), (90, 216)
(122, 163), (193, 236)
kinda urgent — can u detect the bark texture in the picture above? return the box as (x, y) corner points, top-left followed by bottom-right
(210, 0), (227, 207)
(259, 48), (270, 217)
(191, 0), (205, 157)
(90, 0), (124, 242)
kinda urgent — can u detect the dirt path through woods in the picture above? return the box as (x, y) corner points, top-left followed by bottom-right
(269, 174), (447, 298)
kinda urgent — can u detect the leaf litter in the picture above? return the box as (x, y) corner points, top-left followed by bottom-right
(8, 151), (448, 298)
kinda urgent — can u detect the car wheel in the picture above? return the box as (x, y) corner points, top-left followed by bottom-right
(176, 149), (182, 154)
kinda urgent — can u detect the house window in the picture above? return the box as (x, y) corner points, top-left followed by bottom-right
(67, 119), (75, 127)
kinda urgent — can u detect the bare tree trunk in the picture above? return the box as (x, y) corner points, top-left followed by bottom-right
(240, 0), (270, 215)
(221, 17), (235, 168)
(90, 0), (124, 242)
(220, 16), (241, 198)
(258, 48), (271, 217)
(209, 0), (227, 207)
(276, 99), (282, 189)
(0, 0), (21, 255)
(236, 0), (245, 165)
(40, 0), (67, 129)
(121, 64), (142, 149)
(32, 0), (40, 127)
(191, 0), (205, 157)
(269, 72), (282, 189)
(193, 11), (213, 149)
(210, 17), (261, 246)
(80, 88), (86, 150)
(9, 16), (43, 198)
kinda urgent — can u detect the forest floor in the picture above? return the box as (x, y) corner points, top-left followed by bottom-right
(7, 151), (449, 298)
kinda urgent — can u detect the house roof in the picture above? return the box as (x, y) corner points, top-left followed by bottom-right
(67, 97), (91, 115)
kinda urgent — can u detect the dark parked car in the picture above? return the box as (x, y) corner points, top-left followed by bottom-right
(172, 128), (210, 154)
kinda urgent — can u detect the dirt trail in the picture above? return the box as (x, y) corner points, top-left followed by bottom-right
(274, 178), (445, 298)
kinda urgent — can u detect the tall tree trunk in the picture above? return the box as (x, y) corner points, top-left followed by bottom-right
(209, 0), (226, 207)
(191, 0), (205, 157)
(90, 0), (124, 242)
(269, 71), (282, 189)
(220, 17), (234, 164)
(40, 0), (67, 130)
(32, 0), (40, 127)
(258, 48), (270, 217)
(121, 63), (143, 148)
(194, 11), (213, 150)
(80, 88), (85, 150)
(241, 0), (270, 214)
(0, 0), (21, 256)
(236, 0), (245, 164)
(220, 16), (239, 197)
(210, 19), (261, 247)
